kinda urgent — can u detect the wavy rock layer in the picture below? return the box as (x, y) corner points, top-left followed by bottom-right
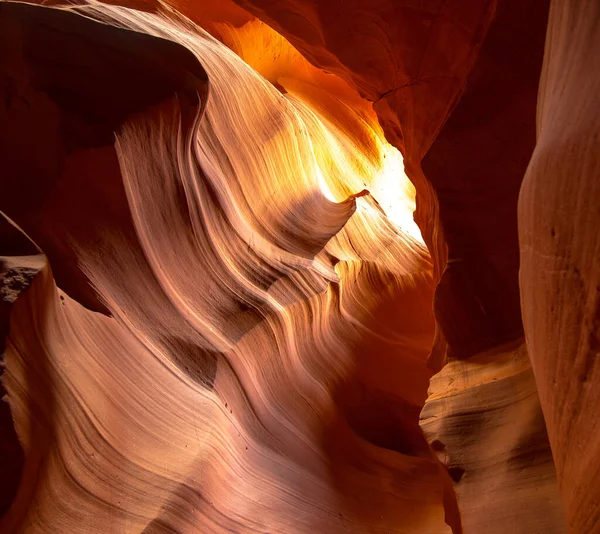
(420, 342), (565, 533)
(1, 0), (598, 531)
(232, 0), (551, 364)
(1, 2), (451, 532)
(205, 0), (568, 532)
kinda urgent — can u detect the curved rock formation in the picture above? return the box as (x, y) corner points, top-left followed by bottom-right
(0, 0), (208, 314)
(232, 0), (550, 364)
(519, 0), (600, 530)
(0, 0), (598, 532)
(421, 342), (566, 533)
(1, 2), (447, 532)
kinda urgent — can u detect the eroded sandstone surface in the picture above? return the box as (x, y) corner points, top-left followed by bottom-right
(0, 0), (597, 532)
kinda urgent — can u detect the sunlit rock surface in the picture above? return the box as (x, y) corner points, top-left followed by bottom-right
(0, 2), (448, 532)
(0, 0), (598, 532)
(233, 0), (550, 364)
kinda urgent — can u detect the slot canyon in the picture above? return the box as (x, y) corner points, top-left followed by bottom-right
(0, 0), (598, 532)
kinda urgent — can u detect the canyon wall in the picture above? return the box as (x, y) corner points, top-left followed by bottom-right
(1, 0), (598, 532)
(230, 0), (569, 531)
(1, 2), (446, 532)
(519, 0), (600, 530)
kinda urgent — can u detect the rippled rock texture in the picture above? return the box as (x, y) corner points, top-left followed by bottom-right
(0, 0), (598, 532)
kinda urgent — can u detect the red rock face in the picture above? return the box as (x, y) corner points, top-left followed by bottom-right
(423, 0), (550, 358)
(0, 3), (446, 532)
(232, 0), (497, 366)
(233, 0), (551, 362)
(0, 0), (598, 532)
(0, 1), (208, 313)
(0, 2), (210, 521)
(231, 1), (598, 531)
(421, 341), (566, 533)
(519, 0), (600, 530)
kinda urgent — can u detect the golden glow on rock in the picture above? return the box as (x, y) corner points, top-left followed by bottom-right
(371, 143), (422, 242)
(1, 2), (440, 533)
(207, 13), (422, 243)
